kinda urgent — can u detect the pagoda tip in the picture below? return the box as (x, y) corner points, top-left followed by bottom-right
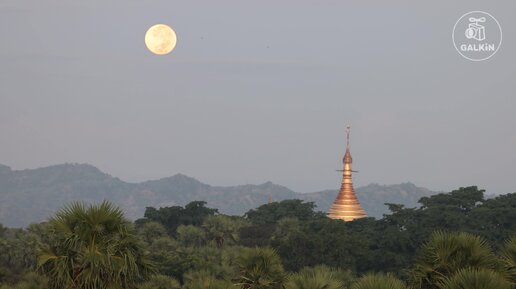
(346, 126), (351, 147)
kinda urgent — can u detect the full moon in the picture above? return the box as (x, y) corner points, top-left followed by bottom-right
(144, 24), (177, 55)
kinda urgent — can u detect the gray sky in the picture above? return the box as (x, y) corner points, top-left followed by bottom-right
(0, 0), (515, 194)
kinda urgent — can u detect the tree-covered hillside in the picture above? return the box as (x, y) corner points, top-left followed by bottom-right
(0, 163), (437, 227)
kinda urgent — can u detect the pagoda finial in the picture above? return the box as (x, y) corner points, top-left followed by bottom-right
(346, 125), (351, 149)
(328, 125), (367, 221)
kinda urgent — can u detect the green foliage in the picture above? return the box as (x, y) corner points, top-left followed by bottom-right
(438, 268), (511, 289)
(235, 247), (285, 289)
(351, 273), (407, 289)
(138, 201), (218, 235)
(418, 187), (484, 211)
(183, 269), (235, 289)
(137, 222), (168, 245)
(38, 201), (154, 289)
(138, 274), (181, 289)
(409, 231), (501, 289)
(146, 238), (240, 283)
(203, 215), (249, 248)
(468, 193), (516, 246)
(245, 200), (321, 225)
(183, 246), (240, 281)
(147, 248), (188, 282)
(500, 236), (516, 284)
(177, 225), (207, 247)
(1, 187), (516, 289)
(0, 272), (47, 289)
(285, 265), (351, 289)
(376, 187), (516, 274)
(0, 227), (42, 283)
(273, 217), (371, 272)
(271, 217), (301, 242)
(239, 224), (275, 247)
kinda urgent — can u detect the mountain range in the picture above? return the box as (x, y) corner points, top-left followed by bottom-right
(0, 163), (438, 227)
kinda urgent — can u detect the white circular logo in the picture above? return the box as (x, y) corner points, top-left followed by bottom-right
(452, 11), (502, 61)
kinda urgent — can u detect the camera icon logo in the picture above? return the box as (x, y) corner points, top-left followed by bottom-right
(452, 11), (502, 61)
(465, 17), (486, 41)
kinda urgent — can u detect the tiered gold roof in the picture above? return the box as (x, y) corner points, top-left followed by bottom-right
(328, 126), (367, 221)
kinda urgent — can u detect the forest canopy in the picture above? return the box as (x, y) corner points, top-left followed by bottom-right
(0, 186), (515, 289)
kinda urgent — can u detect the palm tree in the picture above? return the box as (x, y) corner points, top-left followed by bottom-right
(38, 201), (154, 289)
(500, 236), (516, 285)
(234, 247), (285, 289)
(438, 268), (511, 289)
(285, 265), (348, 289)
(409, 231), (500, 289)
(351, 273), (407, 289)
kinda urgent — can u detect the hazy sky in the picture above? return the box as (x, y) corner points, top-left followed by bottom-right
(0, 1), (514, 194)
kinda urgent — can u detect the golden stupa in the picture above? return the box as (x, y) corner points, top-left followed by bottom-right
(328, 126), (367, 221)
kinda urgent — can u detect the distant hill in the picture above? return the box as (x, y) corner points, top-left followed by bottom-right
(0, 163), (438, 227)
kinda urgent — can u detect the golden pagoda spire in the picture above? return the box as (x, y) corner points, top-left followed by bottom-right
(328, 126), (367, 221)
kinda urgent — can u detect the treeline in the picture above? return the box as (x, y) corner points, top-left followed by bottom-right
(0, 186), (515, 289)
